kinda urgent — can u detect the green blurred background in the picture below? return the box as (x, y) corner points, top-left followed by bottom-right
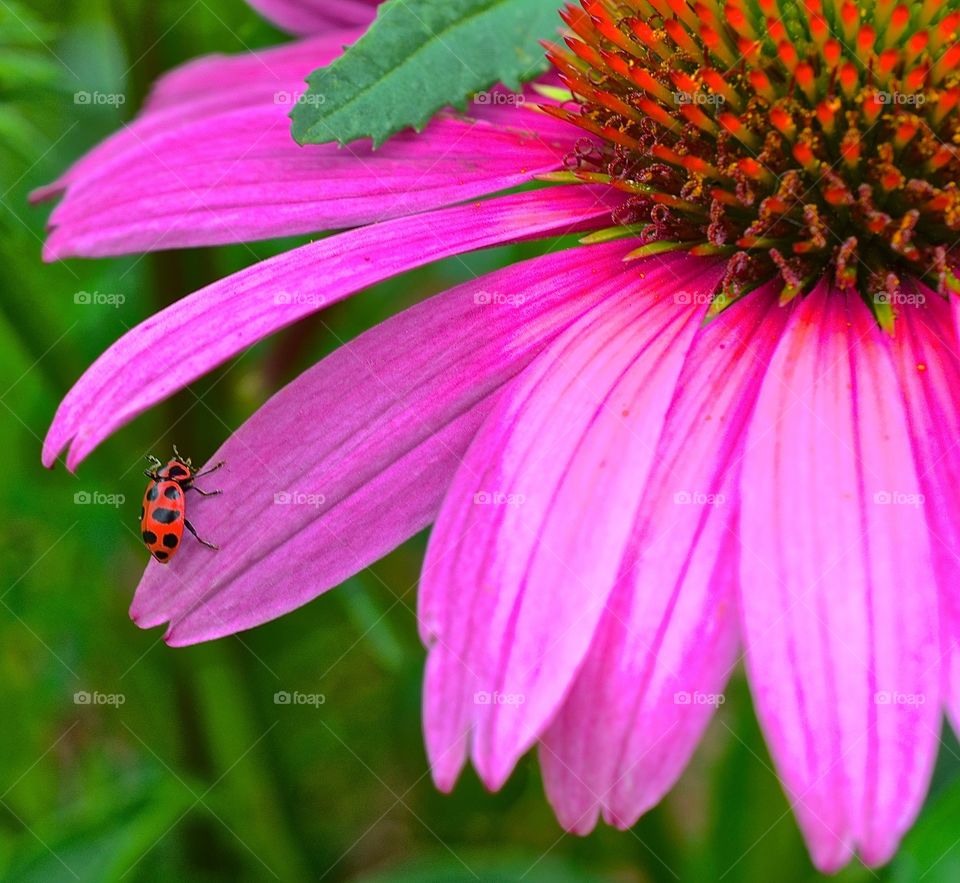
(3, 0), (960, 879)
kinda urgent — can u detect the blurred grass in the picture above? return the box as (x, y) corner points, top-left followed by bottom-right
(2, 0), (960, 880)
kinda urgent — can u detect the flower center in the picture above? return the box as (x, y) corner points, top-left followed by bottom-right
(545, 0), (960, 322)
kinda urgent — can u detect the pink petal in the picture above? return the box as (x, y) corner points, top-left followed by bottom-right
(142, 34), (363, 114)
(540, 282), (793, 832)
(246, 0), (380, 33)
(36, 29), (575, 258)
(952, 287), (960, 348)
(739, 281), (941, 872)
(419, 254), (726, 792)
(42, 112), (571, 258)
(949, 644), (960, 737)
(888, 286), (960, 739)
(44, 186), (613, 470)
(31, 35), (361, 202)
(34, 40), (570, 210)
(131, 241), (638, 644)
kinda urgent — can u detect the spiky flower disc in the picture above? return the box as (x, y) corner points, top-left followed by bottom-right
(544, 0), (960, 321)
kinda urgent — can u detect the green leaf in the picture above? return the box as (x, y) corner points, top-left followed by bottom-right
(291, 0), (559, 147)
(0, 2), (60, 97)
(0, 1), (55, 48)
(339, 576), (407, 673)
(355, 852), (604, 883)
(3, 773), (194, 882)
(891, 772), (960, 883)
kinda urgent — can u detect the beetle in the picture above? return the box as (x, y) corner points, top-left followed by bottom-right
(140, 447), (224, 563)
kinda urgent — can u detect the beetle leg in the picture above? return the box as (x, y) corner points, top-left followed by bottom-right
(184, 519), (219, 550)
(196, 460), (225, 478)
(190, 485), (222, 497)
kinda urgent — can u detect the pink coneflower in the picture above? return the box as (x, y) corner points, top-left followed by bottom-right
(37, 0), (960, 871)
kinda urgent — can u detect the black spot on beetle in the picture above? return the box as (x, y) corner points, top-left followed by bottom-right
(142, 530), (157, 544)
(162, 533), (179, 548)
(147, 484), (159, 501)
(153, 550), (169, 561)
(168, 465), (189, 479)
(152, 507), (181, 524)
(164, 485), (181, 501)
